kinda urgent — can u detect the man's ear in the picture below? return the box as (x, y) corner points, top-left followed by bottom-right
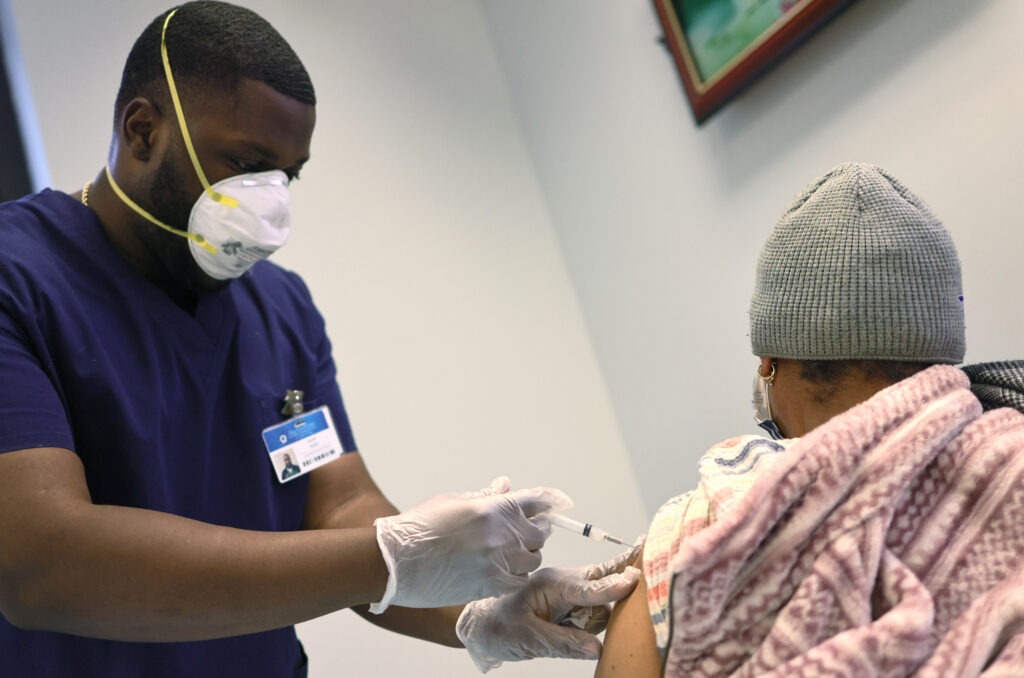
(758, 356), (776, 380)
(119, 98), (164, 162)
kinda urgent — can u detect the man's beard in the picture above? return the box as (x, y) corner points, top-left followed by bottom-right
(141, 155), (230, 295)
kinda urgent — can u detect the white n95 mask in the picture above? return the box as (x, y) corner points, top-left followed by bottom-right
(102, 7), (294, 281)
(187, 170), (291, 280)
(104, 166), (291, 281)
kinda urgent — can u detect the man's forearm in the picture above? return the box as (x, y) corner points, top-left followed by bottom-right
(4, 502), (388, 642)
(352, 603), (465, 647)
(304, 464), (465, 648)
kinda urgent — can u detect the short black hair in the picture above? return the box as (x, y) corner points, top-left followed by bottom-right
(798, 359), (931, 404)
(114, 1), (315, 125)
(799, 360), (930, 385)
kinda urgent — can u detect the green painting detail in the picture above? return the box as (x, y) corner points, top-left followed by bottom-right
(674, 0), (799, 82)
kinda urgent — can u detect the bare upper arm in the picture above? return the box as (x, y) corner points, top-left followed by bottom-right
(595, 549), (662, 678)
(303, 451), (399, 530)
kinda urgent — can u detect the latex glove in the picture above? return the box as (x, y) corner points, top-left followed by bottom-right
(456, 541), (644, 673)
(370, 477), (572, 613)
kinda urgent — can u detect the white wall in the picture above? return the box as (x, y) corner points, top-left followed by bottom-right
(8, 1), (644, 677)
(480, 0), (1024, 515)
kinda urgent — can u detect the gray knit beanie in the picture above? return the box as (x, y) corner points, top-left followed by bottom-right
(749, 162), (965, 363)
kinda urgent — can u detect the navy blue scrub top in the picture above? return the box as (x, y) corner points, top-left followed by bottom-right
(0, 189), (357, 677)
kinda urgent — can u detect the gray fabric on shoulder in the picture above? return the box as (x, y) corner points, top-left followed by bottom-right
(962, 360), (1024, 413)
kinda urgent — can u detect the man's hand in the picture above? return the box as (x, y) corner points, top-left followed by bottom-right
(371, 477), (572, 612)
(455, 542), (643, 673)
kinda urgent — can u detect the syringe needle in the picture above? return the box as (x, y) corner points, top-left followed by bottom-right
(544, 512), (627, 545)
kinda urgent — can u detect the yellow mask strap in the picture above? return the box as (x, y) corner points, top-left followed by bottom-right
(104, 166), (218, 254)
(161, 9), (238, 209)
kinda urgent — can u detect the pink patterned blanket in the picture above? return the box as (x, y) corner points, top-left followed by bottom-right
(662, 365), (1024, 677)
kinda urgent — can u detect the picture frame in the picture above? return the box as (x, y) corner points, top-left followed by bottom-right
(653, 0), (857, 125)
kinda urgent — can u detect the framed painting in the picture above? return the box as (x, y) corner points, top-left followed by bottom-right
(654, 0), (857, 125)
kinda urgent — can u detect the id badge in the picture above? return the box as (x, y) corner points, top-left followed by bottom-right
(262, 405), (345, 483)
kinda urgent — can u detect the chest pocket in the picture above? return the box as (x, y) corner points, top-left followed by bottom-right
(258, 394), (323, 429)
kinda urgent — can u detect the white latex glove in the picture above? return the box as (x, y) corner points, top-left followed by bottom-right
(456, 541), (644, 673)
(370, 477), (572, 613)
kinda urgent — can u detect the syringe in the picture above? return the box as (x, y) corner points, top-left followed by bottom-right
(544, 512), (627, 546)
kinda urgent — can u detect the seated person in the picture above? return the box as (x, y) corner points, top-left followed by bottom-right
(596, 163), (1024, 677)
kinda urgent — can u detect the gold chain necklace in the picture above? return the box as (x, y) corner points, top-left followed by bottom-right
(81, 181), (92, 206)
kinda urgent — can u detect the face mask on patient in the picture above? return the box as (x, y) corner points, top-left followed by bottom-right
(752, 364), (785, 440)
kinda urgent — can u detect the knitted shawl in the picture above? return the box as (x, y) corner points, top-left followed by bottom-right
(659, 365), (1024, 677)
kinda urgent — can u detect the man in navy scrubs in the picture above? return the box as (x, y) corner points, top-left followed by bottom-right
(0, 2), (637, 675)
